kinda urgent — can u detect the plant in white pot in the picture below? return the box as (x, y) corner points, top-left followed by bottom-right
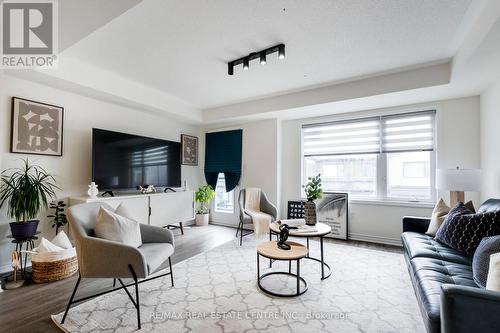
(303, 174), (323, 225)
(0, 159), (59, 239)
(195, 184), (215, 226)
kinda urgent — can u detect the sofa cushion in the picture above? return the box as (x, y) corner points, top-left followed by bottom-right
(138, 243), (174, 274)
(435, 203), (500, 256)
(409, 257), (477, 331)
(402, 232), (472, 265)
(472, 236), (500, 287)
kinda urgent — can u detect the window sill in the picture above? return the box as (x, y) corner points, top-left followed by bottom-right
(349, 198), (434, 209)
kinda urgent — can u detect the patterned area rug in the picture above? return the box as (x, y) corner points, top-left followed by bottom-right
(52, 236), (424, 332)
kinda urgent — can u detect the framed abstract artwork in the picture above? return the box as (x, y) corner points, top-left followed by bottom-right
(10, 97), (64, 156)
(181, 134), (198, 166)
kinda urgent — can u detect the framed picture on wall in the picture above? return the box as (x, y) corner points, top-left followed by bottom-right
(181, 134), (198, 166)
(316, 192), (349, 240)
(10, 97), (64, 156)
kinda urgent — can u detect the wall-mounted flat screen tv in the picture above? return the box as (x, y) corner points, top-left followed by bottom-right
(92, 128), (181, 189)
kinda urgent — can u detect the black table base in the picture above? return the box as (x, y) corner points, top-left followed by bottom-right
(269, 231), (332, 280)
(257, 253), (308, 297)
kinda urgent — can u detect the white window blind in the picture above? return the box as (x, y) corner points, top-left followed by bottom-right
(303, 111), (435, 156)
(302, 118), (380, 155)
(382, 112), (435, 153)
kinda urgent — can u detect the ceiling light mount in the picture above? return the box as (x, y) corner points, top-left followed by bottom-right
(227, 43), (285, 75)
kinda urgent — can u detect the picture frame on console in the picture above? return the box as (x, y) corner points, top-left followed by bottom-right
(10, 97), (64, 157)
(181, 134), (198, 166)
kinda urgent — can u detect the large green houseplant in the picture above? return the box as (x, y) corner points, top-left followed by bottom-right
(0, 159), (59, 239)
(303, 174), (323, 225)
(194, 184), (216, 226)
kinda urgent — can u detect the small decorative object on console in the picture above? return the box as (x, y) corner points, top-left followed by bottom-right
(87, 182), (99, 198)
(4, 251), (24, 289)
(277, 224), (298, 250)
(303, 174), (323, 225)
(137, 185), (156, 194)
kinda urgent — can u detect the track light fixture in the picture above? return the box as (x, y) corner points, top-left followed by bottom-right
(227, 43), (285, 75)
(260, 52), (266, 65)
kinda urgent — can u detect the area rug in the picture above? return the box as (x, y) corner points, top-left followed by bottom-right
(52, 236), (424, 332)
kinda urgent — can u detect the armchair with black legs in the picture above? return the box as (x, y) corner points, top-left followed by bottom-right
(61, 202), (175, 330)
(237, 188), (277, 246)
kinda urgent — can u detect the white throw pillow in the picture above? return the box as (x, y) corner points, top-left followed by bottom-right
(426, 198), (450, 236)
(95, 207), (142, 247)
(35, 237), (64, 253)
(115, 202), (139, 222)
(486, 252), (500, 291)
(51, 230), (72, 249)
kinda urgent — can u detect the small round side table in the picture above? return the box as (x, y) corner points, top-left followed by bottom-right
(7, 232), (40, 278)
(257, 241), (309, 297)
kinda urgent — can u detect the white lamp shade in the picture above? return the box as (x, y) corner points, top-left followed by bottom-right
(436, 168), (481, 191)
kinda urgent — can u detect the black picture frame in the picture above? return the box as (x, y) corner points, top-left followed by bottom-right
(10, 96), (64, 157)
(181, 134), (198, 166)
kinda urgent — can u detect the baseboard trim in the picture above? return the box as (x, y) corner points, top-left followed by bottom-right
(348, 233), (402, 247)
(210, 222), (402, 247)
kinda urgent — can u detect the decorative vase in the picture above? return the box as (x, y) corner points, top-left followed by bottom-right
(304, 201), (317, 225)
(195, 213), (209, 226)
(9, 220), (39, 239)
(87, 182), (99, 198)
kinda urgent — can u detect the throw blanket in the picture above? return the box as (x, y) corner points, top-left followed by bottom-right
(245, 188), (271, 236)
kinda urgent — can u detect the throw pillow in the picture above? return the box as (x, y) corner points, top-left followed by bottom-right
(486, 253), (500, 291)
(472, 235), (500, 287)
(426, 200), (475, 236)
(95, 207), (142, 247)
(51, 230), (72, 249)
(426, 198), (451, 236)
(435, 203), (500, 256)
(115, 202), (140, 222)
(35, 237), (64, 253)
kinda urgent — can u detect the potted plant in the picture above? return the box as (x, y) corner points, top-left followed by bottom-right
(195, 184), (215, 226)
(47, 200), (68, 235)
(303, 174), (323, 225)
(0, 159), (59, 239)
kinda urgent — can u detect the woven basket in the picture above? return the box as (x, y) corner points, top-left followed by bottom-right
(31, 248), (78, 283)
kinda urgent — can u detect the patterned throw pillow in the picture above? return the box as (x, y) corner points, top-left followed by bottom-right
(473, 236), (500, 287)
(435, 203), (500, 256)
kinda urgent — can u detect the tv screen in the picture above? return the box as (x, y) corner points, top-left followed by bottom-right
(92, 128), (181, 189)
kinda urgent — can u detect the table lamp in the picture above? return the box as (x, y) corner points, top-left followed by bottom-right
(436, 167), (481, 206)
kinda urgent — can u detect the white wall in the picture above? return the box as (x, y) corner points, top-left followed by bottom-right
(480, 78), (500, 201)
(281, 96), (480, 245)
(0, 74), (203, 271)
(205, 119), (279, 226)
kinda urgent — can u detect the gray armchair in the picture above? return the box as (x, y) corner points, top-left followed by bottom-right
(237, 188), (277, 245)
(61, 202), (175, 330)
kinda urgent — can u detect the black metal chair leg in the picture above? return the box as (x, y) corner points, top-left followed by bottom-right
(179, 222), (184, 235)
(61, 275), (81, 324)
(128, 265), (141, 330)
(236, 221), (241, 237)
(112, 278), (116, 287)
(168, 257), (174, 287)
(240, 223), (243, 246)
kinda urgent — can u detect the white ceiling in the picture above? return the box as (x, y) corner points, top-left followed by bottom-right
(64, 0), (473, 110)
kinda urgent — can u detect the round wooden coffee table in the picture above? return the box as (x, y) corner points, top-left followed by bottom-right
(257, 241), (309, 297)
(269, 222), (332, 280)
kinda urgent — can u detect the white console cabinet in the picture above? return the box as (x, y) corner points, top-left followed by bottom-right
(69, 191), (195, 226)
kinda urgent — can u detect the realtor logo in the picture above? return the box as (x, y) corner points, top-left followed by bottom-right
(1, 0), (58, 68)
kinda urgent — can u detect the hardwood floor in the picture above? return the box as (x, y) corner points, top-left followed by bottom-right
(0, 225), (236, 333)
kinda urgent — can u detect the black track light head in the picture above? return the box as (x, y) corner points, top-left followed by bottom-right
(228, 62), (234, 75)
(243, 58), (249, 70)
(260, 52), (266, 65)
(278, 44), (285, 59)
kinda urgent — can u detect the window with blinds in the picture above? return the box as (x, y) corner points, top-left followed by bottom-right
(302, 110), (436, 202)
